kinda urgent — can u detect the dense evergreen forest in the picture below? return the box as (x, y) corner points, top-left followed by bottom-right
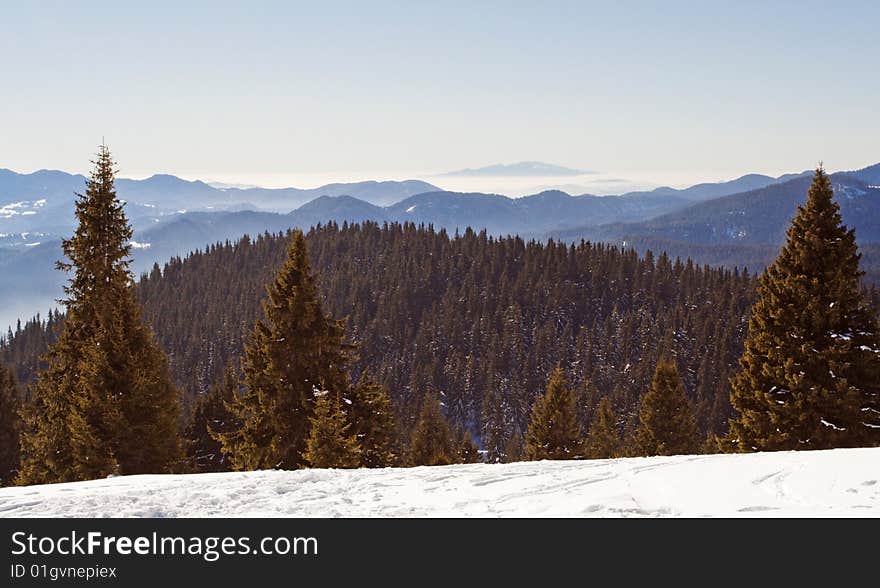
(2, 221), (759, 451)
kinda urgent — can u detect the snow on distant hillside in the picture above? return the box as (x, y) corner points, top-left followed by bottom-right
(1, 448), (879, 517)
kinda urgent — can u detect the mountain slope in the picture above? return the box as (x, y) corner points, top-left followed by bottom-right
(847, 162), (880, 186)
(290, 195), (387, 226)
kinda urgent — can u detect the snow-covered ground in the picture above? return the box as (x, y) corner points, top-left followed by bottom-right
(2, 448), (879, 517)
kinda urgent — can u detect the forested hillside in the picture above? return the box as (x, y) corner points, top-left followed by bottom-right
(583, 237), (880, 286)
(3, 222), (759, 447)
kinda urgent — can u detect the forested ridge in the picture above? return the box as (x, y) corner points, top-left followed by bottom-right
(3, 221), (760, 449)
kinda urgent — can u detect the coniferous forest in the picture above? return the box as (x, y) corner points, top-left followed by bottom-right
(2, 211), (756, 472)
(1, 151), (879, 484)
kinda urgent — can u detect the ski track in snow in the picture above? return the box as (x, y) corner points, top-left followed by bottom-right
(1, 448), (879, 517)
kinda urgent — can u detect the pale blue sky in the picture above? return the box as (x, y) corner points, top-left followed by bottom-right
(2, 0), (878, 189)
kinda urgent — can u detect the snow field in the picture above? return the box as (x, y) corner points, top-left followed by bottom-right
(1, 447), (878, 517)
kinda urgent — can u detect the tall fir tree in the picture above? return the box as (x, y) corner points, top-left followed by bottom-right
(728, 167), (880, 451)
(635, 359), (699, 456)
(409, 394), (456, 466)
(190, 363), (240, 472)
(18, 146), (182, 484)
(524, 367), (583, 460)
(584, 396), (620, 459)
(303, 392), (361, 469)
(217, 230), (353, 470)
(0, 363), (20, 485)
(347, 374), (396, 467)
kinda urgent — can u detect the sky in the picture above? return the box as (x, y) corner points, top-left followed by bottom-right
(2, 0), (879, 194)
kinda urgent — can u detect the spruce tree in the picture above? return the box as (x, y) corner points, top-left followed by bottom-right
(481, 383), (507, 463)
(525, 367), (583, 460)
(190, 363), (239, 472)
(409, 394), (456, 466)
(728, 167), (880, 451)
(303, 392), (361, 469)
(455, 427), (482, 463)
(584, 396), (620, 459)
(217, 230), (353, 470)
(635, 360), (699, 456)
(18, 146), (182, 484)
(347, 374), (396, 467)
(0, 363), (20, 485)
(503, 431), (525, 463)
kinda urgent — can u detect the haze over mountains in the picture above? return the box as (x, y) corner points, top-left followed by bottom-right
(2, 161), (879, 330)
(441, 161), (593, 177)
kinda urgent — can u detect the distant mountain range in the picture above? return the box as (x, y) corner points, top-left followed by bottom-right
(2, 162), (879, 329)
(123, 164), (878, 265)
(0, 164), (807, 249)
(120, 188), (694, 267)
(556, 164), (880, 244)
(620, 171), (813, 202)
(0, 169), (440, 245)
(551, 163), (880, 280)
(0, 169), (439, 234)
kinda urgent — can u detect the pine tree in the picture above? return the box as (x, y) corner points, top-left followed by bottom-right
(217, 230), (353, 471)
(525, 367), (583, 460)
(728, 168), (880, 451)
(190, 363), (239, 472)
(18, 146), (182, 484)
(347, 374), (396, 467)
(409, 394), (455, 466)
(0, 363), (20, 485)
(635, 360), (699, 456)
(303, 392), (361, 469)
(584, 396), (620, 459)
